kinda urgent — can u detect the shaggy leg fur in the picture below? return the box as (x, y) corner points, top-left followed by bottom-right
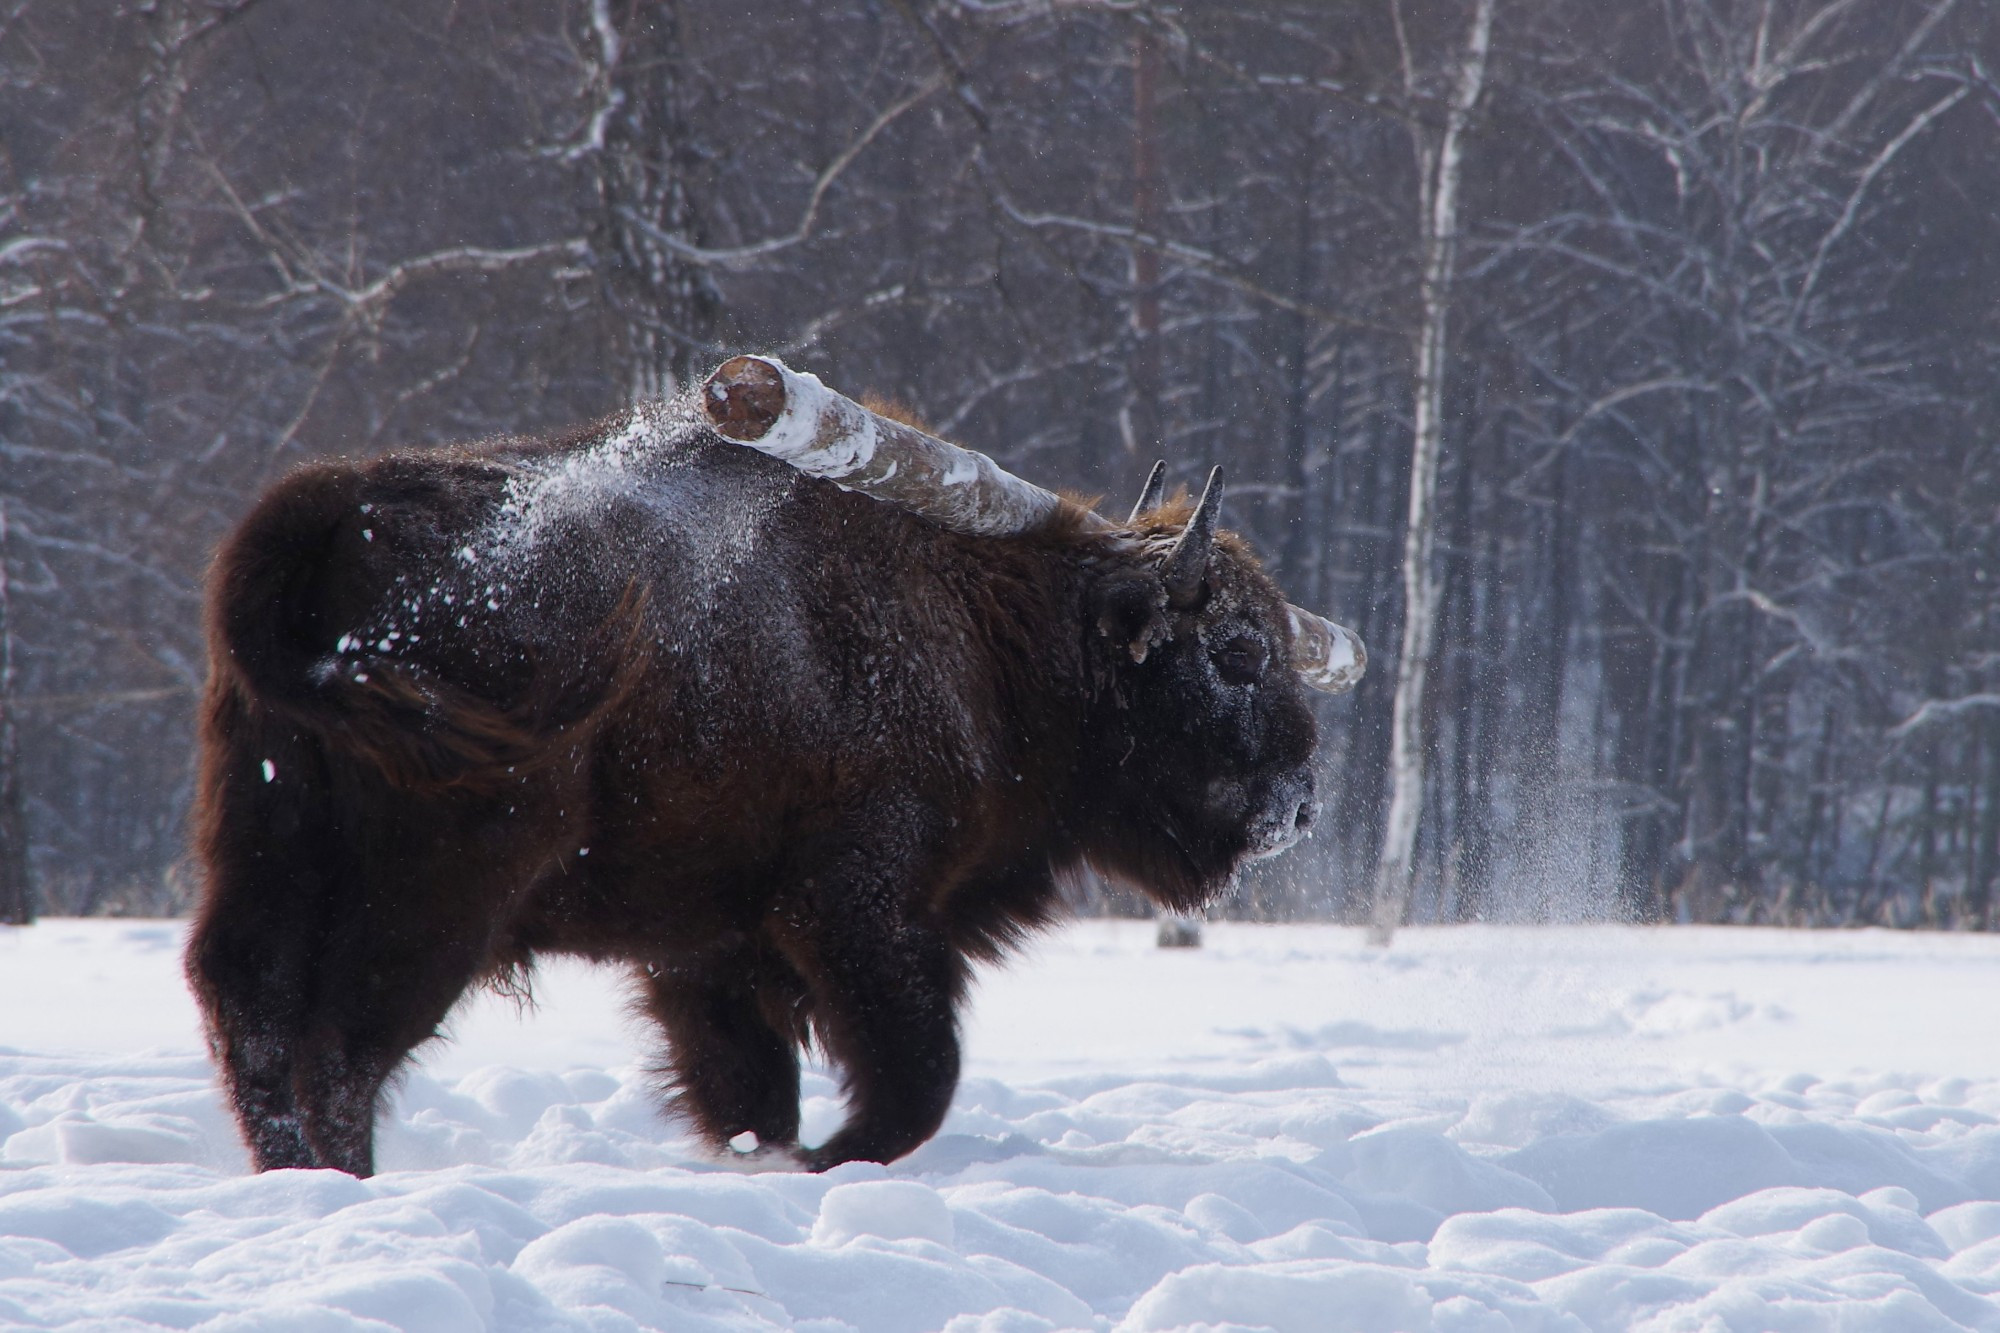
(639, 946), (805, 1155)
(290, 915), (494, 1176)
(784, 876), (965, 1169)
(194, 856), (497, 1176)
(186, 891), (320, 1172)
(192, 713), (551, 1176)
(186, 718), (334, 1173)
(285, 799), (551, 1175)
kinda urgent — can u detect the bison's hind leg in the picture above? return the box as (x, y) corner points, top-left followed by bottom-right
(196, 758), (551, 1176)
(193, 846), (511, 1177)
(187, 720), (340, 1173)
(289, 864), (532, 1177)
(187, 891), (320, 1172)
(639, 944), (806, 1157)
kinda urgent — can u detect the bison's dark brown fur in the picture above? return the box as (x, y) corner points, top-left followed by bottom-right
(187, 400), (1322, 1176)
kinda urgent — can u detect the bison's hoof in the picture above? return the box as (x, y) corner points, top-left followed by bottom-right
(715, 1135), (809, 1172)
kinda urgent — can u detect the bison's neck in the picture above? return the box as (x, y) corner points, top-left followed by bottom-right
(955, 533), (1097, 811)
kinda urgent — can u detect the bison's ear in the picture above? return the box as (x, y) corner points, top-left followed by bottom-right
(1091, 569), (1171, 665)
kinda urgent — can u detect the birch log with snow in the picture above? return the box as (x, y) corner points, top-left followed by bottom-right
(701, 354), (1367, 696)
(1368, 0), (1495, 948)
(703, 355), (1067, 538)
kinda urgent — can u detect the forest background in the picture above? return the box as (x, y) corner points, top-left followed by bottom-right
(2, 0), (1997, 930)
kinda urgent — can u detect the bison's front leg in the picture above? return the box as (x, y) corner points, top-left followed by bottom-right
(639, 944), (804, 1156)
(781, 879), (966, 1170)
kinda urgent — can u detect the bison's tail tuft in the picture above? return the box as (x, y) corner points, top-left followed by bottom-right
(207, 460), (366, 724)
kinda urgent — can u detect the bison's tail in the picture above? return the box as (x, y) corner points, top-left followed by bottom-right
(206, 461), (649, 790)
(206, 461), (368, 728)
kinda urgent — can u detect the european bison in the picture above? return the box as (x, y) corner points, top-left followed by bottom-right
(186, 355), (1364, 1176)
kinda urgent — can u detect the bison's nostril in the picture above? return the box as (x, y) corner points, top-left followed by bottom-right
(1295, 800), (1318, 831)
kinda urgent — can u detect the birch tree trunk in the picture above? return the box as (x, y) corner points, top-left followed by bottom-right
(1368, 0), (1495, 946)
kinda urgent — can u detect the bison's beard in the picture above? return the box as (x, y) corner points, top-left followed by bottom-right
(1082, 804), (1252, 916)
(1085, 765), (1319, 911)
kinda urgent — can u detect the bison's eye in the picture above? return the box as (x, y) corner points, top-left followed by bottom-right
(1211, 634), (1268, 685)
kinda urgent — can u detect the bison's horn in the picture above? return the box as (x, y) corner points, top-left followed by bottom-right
(701, 354), (1065, 537)
(1128, 460), (1168, 523)
(1161, 465), (1222, 607)
(1287, 606), (1367, 695)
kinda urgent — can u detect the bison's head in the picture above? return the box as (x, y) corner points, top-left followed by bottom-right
(1078, 468), (1324, 911)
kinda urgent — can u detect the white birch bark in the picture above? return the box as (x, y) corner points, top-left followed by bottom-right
(1368, 0), (1495, 947)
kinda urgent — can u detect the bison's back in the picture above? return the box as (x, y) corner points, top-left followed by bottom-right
(206, 407), (1025, 815)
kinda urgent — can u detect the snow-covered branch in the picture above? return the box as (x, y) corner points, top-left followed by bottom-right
(615, 77), (945, 267)
(1892, 696), (2000, 738)
(316, 242), (591, 318)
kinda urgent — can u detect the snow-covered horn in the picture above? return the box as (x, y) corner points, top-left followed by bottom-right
(1128, 460), (1168, 523)
(701, 355), (1065, 538)
(1161, 466), (1222, 607)
(1287, 606), (1367, 695)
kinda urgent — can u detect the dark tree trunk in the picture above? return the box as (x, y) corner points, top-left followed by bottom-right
(1456, 517), (1503, 919)
(1278, 132), (1317, 586)
(1514, 445), (1575, 918)
(1605, 550), (1681, 923)
(1123, 26), (1163, 461)
(596, 0), (721, 399)
(0, 503), (32, 926)
(1971, 715), (2000, 930)
(1799, 701), (1835, 923)
(1331, 398), (1397, 918)
(1912, 663), (1947, 926)
(1442, 451), (1475, 921)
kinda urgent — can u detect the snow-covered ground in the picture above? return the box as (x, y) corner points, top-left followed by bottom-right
(5, 919), (2000, 1331)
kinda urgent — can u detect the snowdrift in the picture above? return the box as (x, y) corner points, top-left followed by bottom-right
(4, 920), (2000, 1330)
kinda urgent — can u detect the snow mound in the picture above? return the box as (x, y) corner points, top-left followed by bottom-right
(4, 920), (2000, 1329)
